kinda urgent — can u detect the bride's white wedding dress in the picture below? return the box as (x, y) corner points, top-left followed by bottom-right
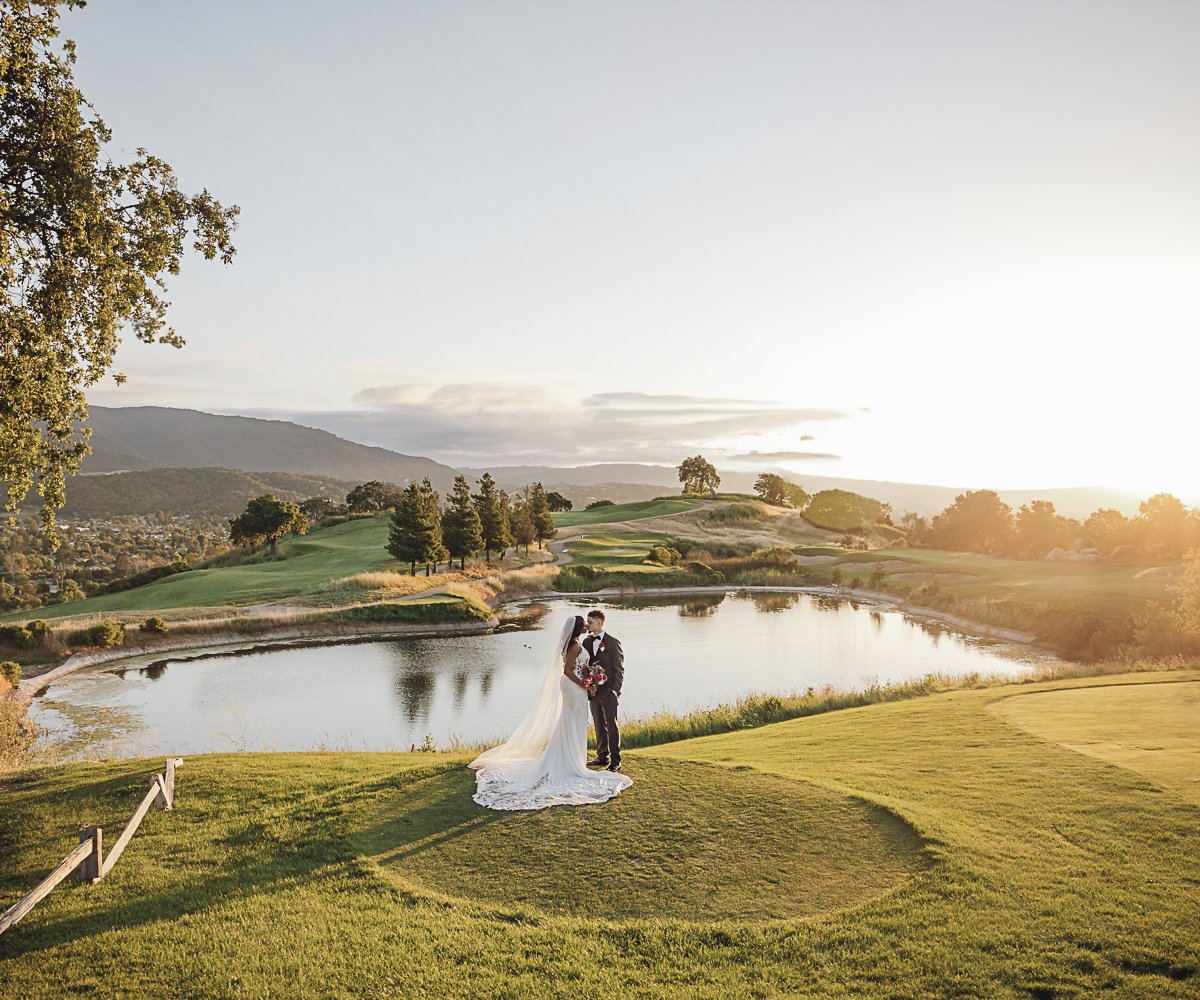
(469, 617), (633, 811)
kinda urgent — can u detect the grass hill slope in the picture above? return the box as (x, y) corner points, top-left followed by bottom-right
(0, 517), (397, 621)
(41, 468), (358, 519)
(0, 670), (1195, 995)
(83, 406), (459, 493)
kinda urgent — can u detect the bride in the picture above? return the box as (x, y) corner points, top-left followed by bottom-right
(469, 615), (633, 810)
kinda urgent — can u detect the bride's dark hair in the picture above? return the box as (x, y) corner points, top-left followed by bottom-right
(564, 614), (587, 654)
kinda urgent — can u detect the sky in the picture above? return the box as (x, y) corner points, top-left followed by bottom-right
(70, 1), (1200, 495)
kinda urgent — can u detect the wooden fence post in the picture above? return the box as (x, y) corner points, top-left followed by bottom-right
(164, 757), (179, 809)
(76, 826), (102, 884)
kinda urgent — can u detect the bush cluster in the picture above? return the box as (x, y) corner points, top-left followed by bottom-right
(99, 560), (191, 595)
(0, 660), (21, 686)
(66, 620), (127, 649)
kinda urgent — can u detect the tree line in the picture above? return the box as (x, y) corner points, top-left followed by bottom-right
(901, 490), (1200, 561)
(387, 474), (556, 574)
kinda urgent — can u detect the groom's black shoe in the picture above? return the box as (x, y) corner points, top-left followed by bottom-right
(587, 757), (609, 768)
(606, 760), (622, 773)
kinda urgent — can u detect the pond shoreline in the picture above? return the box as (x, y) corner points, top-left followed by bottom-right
(18, 583), (1043, 704)
(16, 616), (497, 705)
(541, 584), (1040, 647)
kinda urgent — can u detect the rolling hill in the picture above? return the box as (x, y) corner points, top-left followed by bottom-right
(37, 468), (359, 519)
(82, 406), (459, 493)
(467, 464), (1148, 519)
(72, 407), (1156, 520)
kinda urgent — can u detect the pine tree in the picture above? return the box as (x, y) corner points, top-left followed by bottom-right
(530, 482), (555, 549)
(387, 482), (425, 575)
(473, 473), (513, 564)
(417, 478), (448, 575)
(441, 475), (484, 570)
(510, 488), (536, 555)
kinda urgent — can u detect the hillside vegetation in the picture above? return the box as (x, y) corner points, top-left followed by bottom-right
(34, 468), (357, 518)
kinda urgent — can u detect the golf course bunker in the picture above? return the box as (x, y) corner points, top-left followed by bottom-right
(352, 758), (926, 922)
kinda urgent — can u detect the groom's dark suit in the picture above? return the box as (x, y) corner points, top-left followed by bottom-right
(584, 631), (624, 766)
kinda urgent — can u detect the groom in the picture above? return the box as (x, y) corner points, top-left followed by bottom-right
(583, 609), (624, 772)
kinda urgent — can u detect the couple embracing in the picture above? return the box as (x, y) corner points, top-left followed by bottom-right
(470, 609), (633, 811)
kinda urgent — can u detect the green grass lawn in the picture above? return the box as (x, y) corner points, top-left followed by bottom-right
(552, 498), (707, 528)
(989, 680), (1200, 804)
(1, 671), (1196, 996)
(829, 547), (1178, 615)
(0, 517), (397, 622)
(559, 531), (683, 573)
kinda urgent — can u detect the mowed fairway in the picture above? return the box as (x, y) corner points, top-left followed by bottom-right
(552, 498), (708, 528)
(825, 547), (1179, 616)
(990, 680), (1200, 805)
(0, 672), (1197, 996)
(0, 517), (395, 622)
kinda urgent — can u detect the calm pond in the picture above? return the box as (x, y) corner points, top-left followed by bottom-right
(30, 592), (1046, 760)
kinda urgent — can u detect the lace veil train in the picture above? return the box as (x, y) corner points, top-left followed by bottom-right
(469, 615), (576, 769)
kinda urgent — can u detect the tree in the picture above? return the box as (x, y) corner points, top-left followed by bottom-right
(299, 496), (335, 521)
(387, 479), (446, 575)
(510, 490), (536, 555)
(924, 490), (1015, 556)
(585, 499), (615, 510)
(1082, 507), (1132, 554)
(803, 489), (890, 531)
(440, 475), (483, 570)
(1014, 500), (1074, 559)
(346, 480), (402, 513)
(417, 478), (448, 575)
(529, 482), (555, 549)
(1, 2), (239, 546)
(678, 455), (720, 495)
(472, 473), (512, 563)
(754, 473), (811, 509)
(228, 494), (308, 555)
(546, 491), (573, 513)
(387, 483), (424, 575)
(1137, 493), (1195, 560)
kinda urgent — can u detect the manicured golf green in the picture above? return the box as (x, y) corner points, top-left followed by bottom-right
(553, 498), (707, 528)
(1, 671), (1196, 996)
(989, 679), (1200, 804)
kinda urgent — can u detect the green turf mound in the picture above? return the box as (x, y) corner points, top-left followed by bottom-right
(350, 757), (926, 922)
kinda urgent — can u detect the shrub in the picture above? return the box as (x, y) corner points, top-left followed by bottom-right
(0, 661), (20, 686)
(99, 560), (190, 595)
(682, 561), (725, 582)
(67, 620), (126, 649)
(0, 626), (36, 648)
(141, 616), (169, 634)
(705, 502), (767, 524)
(24, 620), (51, 642)
(584, 499), (615, 510)
(647, 545), (681, 566)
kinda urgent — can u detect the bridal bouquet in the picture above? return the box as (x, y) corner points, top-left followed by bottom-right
(584, 667), (607, 692)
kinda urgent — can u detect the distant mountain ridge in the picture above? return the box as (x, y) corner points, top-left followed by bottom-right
(78, 406), (1153, 520)
(464, 464), (1147, 519)
(84, 406), (459, 493)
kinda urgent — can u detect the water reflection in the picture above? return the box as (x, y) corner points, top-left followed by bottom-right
(737, 592), (802, 614)
(31, 592), (1045, 759)
(678, 594), (725, 618)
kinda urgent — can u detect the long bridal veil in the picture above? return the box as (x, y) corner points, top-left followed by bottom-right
(469, 615), (575, 769)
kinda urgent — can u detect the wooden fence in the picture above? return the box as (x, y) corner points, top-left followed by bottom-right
(0, 757), (183, 936)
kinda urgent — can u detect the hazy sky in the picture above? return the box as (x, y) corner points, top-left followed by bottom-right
(72, 2), (1200, 494)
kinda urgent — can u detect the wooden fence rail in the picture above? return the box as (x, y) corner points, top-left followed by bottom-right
(0, 757), (183, 937)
